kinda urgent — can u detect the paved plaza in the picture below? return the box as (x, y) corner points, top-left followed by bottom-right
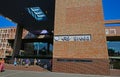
(0, 70), (120, 77)
(0, 64), (120, 77)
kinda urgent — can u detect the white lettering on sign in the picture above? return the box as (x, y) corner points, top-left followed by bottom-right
(54, 35), (91, 42)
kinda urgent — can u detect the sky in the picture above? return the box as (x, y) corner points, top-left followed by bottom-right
(102, 0), (120, 20)
(0, 16), (16, 28)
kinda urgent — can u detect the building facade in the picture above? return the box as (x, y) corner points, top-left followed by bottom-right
(0, 27), (30, 58)
(1, 0), (120, 75)
(53, 0), (109, 75)
(0, 27), (16, 58)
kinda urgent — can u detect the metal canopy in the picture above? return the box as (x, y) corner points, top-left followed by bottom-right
(0, 0), (55, 34)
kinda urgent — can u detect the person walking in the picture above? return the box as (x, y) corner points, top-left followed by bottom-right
(14, 58), (17, 66)
(34, 58), (37, 65)
(25, 59), (30, 68)
(0, 58), (5, 72)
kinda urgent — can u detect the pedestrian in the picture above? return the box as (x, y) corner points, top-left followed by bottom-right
(0, 58), (5, 72)
(34, 58), (37, 65)
(14, 58), (17, 66)
(25, 59), (30, 68)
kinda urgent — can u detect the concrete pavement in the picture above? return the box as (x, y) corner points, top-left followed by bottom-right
(0, 70), (119, 77)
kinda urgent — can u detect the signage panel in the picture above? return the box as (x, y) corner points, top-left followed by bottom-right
(54, 35), (91, 42)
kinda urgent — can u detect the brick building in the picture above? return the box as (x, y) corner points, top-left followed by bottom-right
(0, 27), (30, 58)
(52, 0), (109, 75)
(0, 0), (115, 75)
(0, 27), (16, 58)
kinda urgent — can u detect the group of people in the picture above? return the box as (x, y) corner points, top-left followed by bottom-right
(0, 58), (52, 72)
(14, 58), (30, 68)
(0, 58), (5, 72)
(13, 58), (52, 70)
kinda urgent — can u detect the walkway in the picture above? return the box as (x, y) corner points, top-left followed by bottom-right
(0, 70), (119, 77)
(5, 64), (48, 72)
(0, 64), (120, 77)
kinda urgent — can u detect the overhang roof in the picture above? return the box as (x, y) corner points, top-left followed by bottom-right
(0, 0), (55, 34)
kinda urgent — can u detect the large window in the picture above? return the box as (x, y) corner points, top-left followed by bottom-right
(21, 42), (53, 58)
(107, 41), (120, 69)
(34, 42), (53, 56)
(107, 41), (120, 56)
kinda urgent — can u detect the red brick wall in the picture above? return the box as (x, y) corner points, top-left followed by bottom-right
(53, 0), (110, 75)
(52, 58), (109, 75)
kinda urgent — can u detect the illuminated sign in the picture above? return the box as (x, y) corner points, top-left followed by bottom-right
(54, 35), (91, 42)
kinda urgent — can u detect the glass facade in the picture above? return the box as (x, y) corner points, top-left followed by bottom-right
(22, 42), (53, 57)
